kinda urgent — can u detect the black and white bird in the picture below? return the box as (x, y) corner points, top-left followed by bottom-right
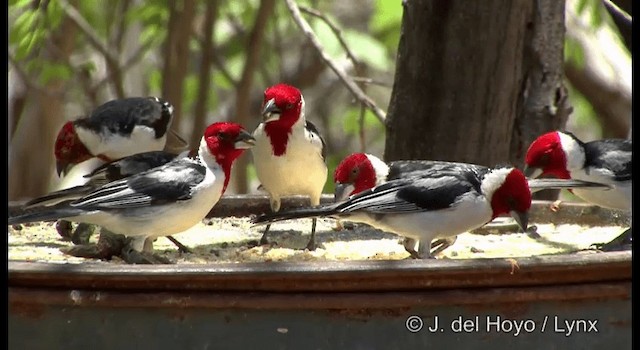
(524, 130), (632, 250)
(10, 122), (255, 254)
(524, 131), (631, 211)
(54, 96), (182, 176)
(251, 83), (328, 250)
(330, 153), (613, 256)
(254, 161), (532, 259)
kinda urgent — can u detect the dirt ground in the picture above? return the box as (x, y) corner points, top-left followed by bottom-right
(7, 215), (627, 264)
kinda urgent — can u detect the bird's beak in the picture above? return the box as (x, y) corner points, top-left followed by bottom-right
(261, 98), (281, 123)
(56, 160), (71, 177)
(334, 183), (355, 202)
(234, 131), (256, 149)
(509, 210), (529, 232)
(523, 165), (543, 179)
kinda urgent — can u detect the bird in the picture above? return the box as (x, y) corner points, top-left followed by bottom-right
(523, 130), (632, 250)
(330, 152), (614, 257)
(49, 96), (187, 248)
(9, 122), (255, 256)
(253, 161), (532, 259)
(54, 96), (184, 176)
(250, 83), (328, 250)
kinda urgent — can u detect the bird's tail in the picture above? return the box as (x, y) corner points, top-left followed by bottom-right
(23, 186), (91, 208)
(252, 204), (341, 225)
(528, 178), (612, 193)
(8, 204), (86, 226)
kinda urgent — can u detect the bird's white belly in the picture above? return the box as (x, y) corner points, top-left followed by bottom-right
(81, 169), (224, 238)
(79, 126), (166, 160)
(349, 198), (493, 244)
(572, 185), (631, 211)
(252, 133), (327, 201)
(570, 171), (631, 211)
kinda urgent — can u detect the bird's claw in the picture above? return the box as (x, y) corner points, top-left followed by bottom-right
(550, 200), (562, 212)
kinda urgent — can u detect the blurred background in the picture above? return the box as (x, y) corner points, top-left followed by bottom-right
(8, 0), (631, 201)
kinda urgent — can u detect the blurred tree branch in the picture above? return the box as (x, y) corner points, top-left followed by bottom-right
(284, 0), (387, 123)
(603, 0), (631, 51)
(58, 0), (125, 99)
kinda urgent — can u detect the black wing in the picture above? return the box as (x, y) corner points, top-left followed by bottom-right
(305, 120), (327, 161)
(387, 160), (489, 193)
(84, 151), (179, 187)
(337, 171), (481, 214)
(584, 139), (632, 181)
(71, 158), (206, 210)
(75, 97), (173, 139)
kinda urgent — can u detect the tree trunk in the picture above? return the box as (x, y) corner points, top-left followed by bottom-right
(384, 0), (568, 169)
(161, 0), (196, 135)
(232, 0), (276, 194)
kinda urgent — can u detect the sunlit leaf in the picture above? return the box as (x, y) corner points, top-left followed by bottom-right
(39, 62), (72, 84)
(342, 30), (391, 71)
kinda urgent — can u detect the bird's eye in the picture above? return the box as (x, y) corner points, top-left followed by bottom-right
(285, 103), (294, 110)
(351, 167), (359, 174)
(217, 132), (227, 139)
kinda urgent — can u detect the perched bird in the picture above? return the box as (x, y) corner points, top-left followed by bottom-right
(251, 83), (328, 250)
(9, 122), (255, 254)
(49, 96), (187, 248)
(329, 153), (614, 257)
(253, 161), (532, 259)
(54, 96), (183, 176)
(524, 130), (632, 250)
(333, 153), (613, 202)
(523, 131), (631, 211)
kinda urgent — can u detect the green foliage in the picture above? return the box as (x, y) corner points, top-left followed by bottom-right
(370, 0), (402, 52)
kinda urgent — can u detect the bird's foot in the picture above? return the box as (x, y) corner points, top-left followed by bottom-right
(590, 228), (632, 252)
(61, 230), (128, 260)
(120, 246), (173, 264)
(430, 237), (457, 257)
(550, 200), (562, 212)
(71, 223), (98, 245)
(332, 221), (345, 231)
(166, 236), (193, 254)
(305, 239), (323, 251)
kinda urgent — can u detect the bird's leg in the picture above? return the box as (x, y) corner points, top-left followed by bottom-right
(119, 236), (172, 264)
(429, 237), (457, 257)
(550, 200), (563, 212)
(71, 223), (98, 245)
(402, 238), (422, 259)
(591, 227), (632, 252)
(416, 240), (435, 259)
(259, 197), (280, 245)
(305, 218), (317, 251)
(166, 235), (193, 253)
(259, 224), (272, 245)
(143, 237), (155, 253)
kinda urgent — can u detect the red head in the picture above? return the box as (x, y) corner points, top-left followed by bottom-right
(524, 131), (570, 179)
(203, 122), (255, 191)
(484, 167), (532, 232)
(333, 153), (381, 201)
(261, 83), (304, 156)
(54, 121), (93, 176)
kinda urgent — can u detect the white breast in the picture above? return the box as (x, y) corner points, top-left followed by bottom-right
(77, 125), (166, 160)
